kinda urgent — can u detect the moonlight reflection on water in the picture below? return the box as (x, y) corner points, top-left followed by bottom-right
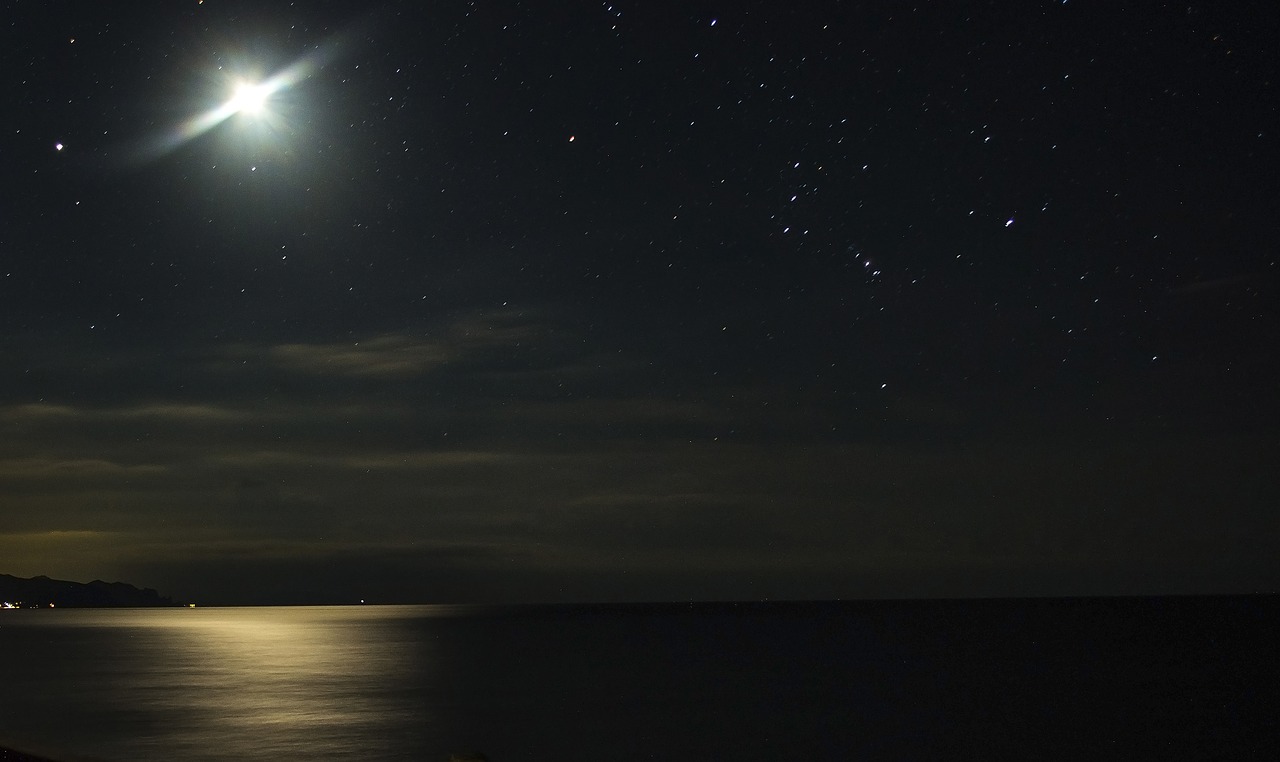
(1, 607), (436, 760)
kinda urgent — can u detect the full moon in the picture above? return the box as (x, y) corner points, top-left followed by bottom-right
(156, 46), (332, 159)
(227, 80), (272, 116)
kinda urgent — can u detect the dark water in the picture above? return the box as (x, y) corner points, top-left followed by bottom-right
(0, 598), (1275, 760)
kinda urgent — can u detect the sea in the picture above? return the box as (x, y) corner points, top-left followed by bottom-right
(0, 597), (1275, 761)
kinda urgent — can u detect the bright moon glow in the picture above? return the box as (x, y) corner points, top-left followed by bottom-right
(148, 49), (330, 160)
(163, 71), (293, 153)
(140, 34), (349, 161)
(228, 80), (272, 116)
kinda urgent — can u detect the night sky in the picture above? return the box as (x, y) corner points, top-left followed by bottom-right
(3, 1), (1277, 605)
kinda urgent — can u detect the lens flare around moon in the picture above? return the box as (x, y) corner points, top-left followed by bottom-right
(138, 44), (337, 161)
(179, 67), (295, 142)
(228, 80), (273, 116)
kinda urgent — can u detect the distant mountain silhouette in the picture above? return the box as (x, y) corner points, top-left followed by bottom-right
(0, 573), (173, 608)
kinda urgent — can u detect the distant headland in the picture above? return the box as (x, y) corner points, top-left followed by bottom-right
(0, 573), (173, 608)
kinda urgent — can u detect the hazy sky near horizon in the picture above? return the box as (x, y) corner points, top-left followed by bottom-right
(3, 1), (1277, 604)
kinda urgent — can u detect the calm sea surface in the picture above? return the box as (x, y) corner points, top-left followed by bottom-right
(0, 598), (1275, 760)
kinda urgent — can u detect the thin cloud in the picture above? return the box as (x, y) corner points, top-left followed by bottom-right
(268, 334), (450, 378)
(1, 403), (80, 421)
(0, 457), (169, 480)
(1, 402), (250, 425)
(207, 449), (517, 471)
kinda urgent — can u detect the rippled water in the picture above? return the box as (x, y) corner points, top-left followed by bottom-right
(1, 599), (1275, 760)
(1, 606), (440, 760)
